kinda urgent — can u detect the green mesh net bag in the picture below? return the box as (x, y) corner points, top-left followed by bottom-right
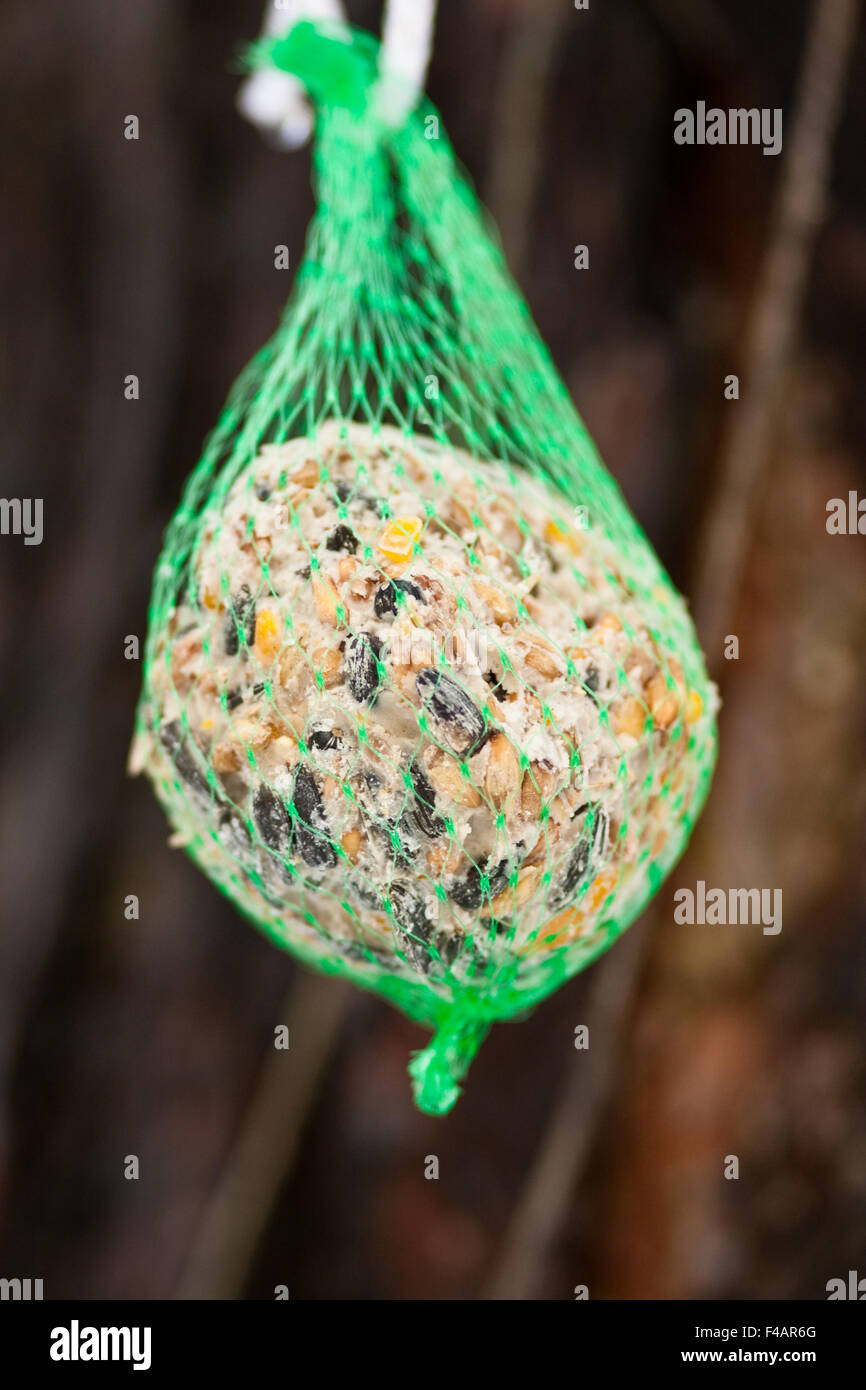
(131, 20), (718, 1115)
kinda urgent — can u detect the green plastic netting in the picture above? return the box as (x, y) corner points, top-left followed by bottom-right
(130, 20), (718, 1115)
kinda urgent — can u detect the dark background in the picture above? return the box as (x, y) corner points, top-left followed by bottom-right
(1, 0), (864, 1299)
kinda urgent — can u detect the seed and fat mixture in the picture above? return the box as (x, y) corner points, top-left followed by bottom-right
(132, 423), (715, 1003)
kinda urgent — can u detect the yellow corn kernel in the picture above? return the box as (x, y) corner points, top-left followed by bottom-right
(202, 589), (218, 611)
(289, 458), (321, 488)
(585, 865), (618, 912)
(340, 828), (361, 864)
(685, 688), (703, 723)
(377, 515), (423, 563)
(254, 608), (282, 665)
(544, 518), (582, 555)
(535, 867), (619, 951)
(646, 670), (679, 729)
(200, 717), (214, 731)
(611, 694), (646, 740)
(537, 904), (584, 950)
(651, 829), (669, 857)
(595, 611), (623, 638)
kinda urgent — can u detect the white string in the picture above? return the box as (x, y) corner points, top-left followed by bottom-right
(376, 0), (438, 128)
(238, 0), (437, 146)
(237, 0), (347, 149)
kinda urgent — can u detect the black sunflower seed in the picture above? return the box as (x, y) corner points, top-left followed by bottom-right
(557, 806), (609, 904)
(415, 667), (485, 756)
(592, 805), (610, 860)
(449, 867), (482, 911)
(309, 729), (341, 751)
(253, 784), (292, 852)
(394, 935), (432, 975)
(225, 585), (256, 656)
(297, 822), (336, 868)
(434, 928), (464, 967)
(560, 838), (592, 902)
(449, 856), (511, 910)
(346, 632), (382, 704)
(389, 881), (434, 940)
(390, 882), (439, 974)
(409, 763), (445, 838)
(486, 858), (512, 898)
(291, 765), (337, 868)
(325, 523), (358, 554)
(374, 578), (426, 619)
(371, 804), (415, 868)
(374, 584), (397, 619)
(160, 720), (210, 803)
(292, 764), (323, 823)
(397, 578), (425, 602)
(350, 876), (381, 911)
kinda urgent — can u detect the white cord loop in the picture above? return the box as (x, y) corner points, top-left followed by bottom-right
(237, 0), (347, 149)
(376, 0), (438, 129)
(238, 0), (438, 145)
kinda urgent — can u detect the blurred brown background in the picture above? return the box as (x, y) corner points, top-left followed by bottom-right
(1, 0), (864, 1300)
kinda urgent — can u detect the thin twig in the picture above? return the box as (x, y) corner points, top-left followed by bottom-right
(482, 924), (649, 1301)
(694, 0), (861, 666)
(483, 0), (859, 1300)
(0, 0), (183, 1180)
(175, 973), (350, 1299)
(484, 0), (569, 279)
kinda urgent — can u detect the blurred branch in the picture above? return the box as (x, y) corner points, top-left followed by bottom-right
(482, 923), (648, 1301)
(694, 0), (861, 667)
(175, 974), (349, 1300)
(0, 0), (183, 1184)
(484, 0), (568, 279)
